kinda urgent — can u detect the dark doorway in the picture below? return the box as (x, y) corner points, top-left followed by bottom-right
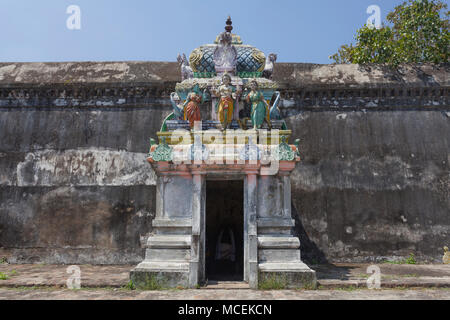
(205, 180), (244, 281)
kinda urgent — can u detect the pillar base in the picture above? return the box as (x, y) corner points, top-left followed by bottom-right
(130, 262), (190, 289)
(258, 262), (317, 290)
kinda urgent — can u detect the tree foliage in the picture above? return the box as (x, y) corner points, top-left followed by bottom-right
(331, 0), (449, 65)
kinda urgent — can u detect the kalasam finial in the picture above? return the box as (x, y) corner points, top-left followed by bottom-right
(225, 16), (233, 33)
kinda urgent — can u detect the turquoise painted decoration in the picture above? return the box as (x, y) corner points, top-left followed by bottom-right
(160, 113), (175, 132)
(190, 46), (265, 78)
(275, 136), (295, 161)
(150, 138), (173, 162)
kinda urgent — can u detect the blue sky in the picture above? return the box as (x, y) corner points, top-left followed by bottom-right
(0, 0), (419, 63)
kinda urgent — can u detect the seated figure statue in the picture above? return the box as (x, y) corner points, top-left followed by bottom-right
(214, 31), (237, 75)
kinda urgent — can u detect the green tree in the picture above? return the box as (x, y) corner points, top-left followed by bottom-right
(331, 0), (449, 65)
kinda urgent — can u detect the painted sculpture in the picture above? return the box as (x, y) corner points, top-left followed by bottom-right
(166, 84), (208, 130)
(177, 53), (194, 81)
(262, 53), (278, 79)
(163, 16), (286, 133)
(211, 73), (241, 129)
(214, 17), (238, 75)
(269, 91), (287, 130)
(245, 80), (270, 130)
(182, 84), (204, 128)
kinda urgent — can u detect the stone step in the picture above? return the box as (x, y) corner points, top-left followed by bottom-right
(202, 281), (250, 290)
(259, 262), (314, 272)
(257, 236), (300, 249)
(258, 249), (300, 263)
(146, 235), (191, 249)
(133, 261), (190, 272)
(257, 218), (295, 228)
(152, 219), (192, 228)
(145, 248), (191, 262)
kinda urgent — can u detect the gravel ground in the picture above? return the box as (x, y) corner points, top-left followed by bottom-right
(0, 287), (449, 300)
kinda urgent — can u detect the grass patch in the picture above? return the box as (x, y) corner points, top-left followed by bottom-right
(335, 285), (360, 292)
(124, 280), (135, 290)
(405, 254), (417, 265)
(0, 272), (10, 280)
(302, 283), (318, 290)
(258, 274), (289, 290)
(6, 286), (48, 291)
(392, 286), (410, 291)
(384, 261), (402, 265)
(0, 257), (7, 264)
(384, 253), (417, 265)
(402, 273), (420, 278)
(132, 274), (169, 291)
(382, 273), (420, 280)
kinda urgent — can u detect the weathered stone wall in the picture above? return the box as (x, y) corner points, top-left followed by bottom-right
(0, 106), (161, 264)
(0, 62), (448, 264)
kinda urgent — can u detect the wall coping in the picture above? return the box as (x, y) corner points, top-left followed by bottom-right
(0, 62), (448, 88)
(0, 62), (448, 110)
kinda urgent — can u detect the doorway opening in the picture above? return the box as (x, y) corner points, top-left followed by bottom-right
(205, 180), (244, 281)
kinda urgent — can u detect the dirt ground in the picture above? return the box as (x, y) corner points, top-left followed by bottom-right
(0, 263), (449, 300)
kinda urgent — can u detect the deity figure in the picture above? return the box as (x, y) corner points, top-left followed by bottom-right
(213, 31), (237, 75)
(245, 80), (270, 130)
(211, 74), (241, 129)
(182, 84), (205, 128)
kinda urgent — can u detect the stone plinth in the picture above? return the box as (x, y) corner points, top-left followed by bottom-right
(131, 146), (316, 289)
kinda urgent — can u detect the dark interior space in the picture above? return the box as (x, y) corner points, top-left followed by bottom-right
(205, 180), (244, 281)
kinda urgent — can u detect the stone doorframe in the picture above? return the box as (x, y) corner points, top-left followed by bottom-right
(190, 168), (259, 288)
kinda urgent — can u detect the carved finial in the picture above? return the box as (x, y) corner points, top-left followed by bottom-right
(225, 16), (233, 33)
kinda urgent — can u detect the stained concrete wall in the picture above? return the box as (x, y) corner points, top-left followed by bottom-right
(0, 106), (161, 264)
(288, 110), (449, 263)
(0, 62), (448, 264)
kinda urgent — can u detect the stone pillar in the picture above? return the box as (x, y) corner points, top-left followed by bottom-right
(155, 175), (165, 219)
(189, 173), (205, 287)
(243, 176), (248, 282)
(245, 171), (258, 289)
(281, 174), (292, 219)
(256, 166), (317, 289)
(130, 167), (193, 289)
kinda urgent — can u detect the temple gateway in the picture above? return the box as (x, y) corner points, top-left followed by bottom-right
(130, 18), (317, 289)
